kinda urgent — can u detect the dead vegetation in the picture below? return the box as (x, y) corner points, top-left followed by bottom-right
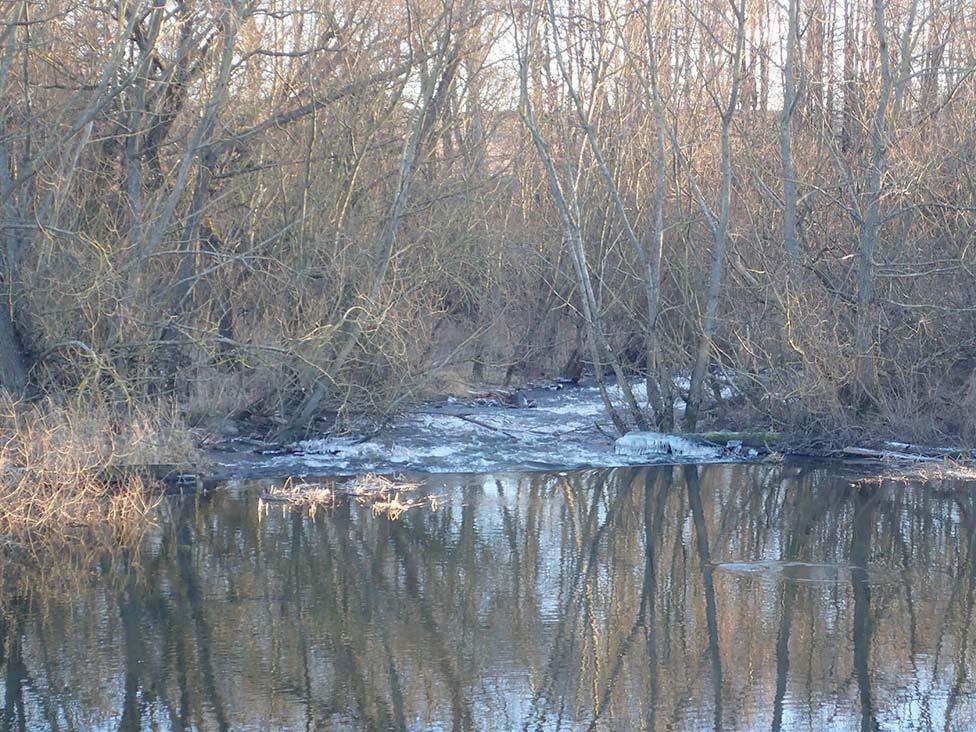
(852, 460), (976, 487)
(0, 394), (198, 547)
(260, 474), (441, 520)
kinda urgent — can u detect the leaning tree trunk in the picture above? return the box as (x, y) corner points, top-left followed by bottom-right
(284, 24), (462, 434)
(515, 2), (632, 434)
(543, 0), (649, 430)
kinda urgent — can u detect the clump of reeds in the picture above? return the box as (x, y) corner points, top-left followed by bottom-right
(849, 458), (976, 490)
(0, 394), (195, 548)
(260, 473), (440, 520)
(259, 479), (339, 518)
(924, 461), (976, 482)
(347, 473), (440, 519)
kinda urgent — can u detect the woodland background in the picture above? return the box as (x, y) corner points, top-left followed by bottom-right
(1, 0), (975, 440)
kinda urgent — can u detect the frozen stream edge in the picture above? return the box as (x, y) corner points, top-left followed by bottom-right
(216, 381), (730, 477)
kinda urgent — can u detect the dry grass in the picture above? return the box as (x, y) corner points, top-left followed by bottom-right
(260, 479), (339, 518)
(0, 394), (197, 548)
(0, 393), (201, 469)
(260, 473), (441, 520)
(852, 459), (976, 487)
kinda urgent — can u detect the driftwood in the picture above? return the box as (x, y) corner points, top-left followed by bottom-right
(446, 414), (522, 440)
(3, 464), (209, 489)
(99, 464), (214, 488)
(882, 442), (967, 459)
(842, 446), (941, 462)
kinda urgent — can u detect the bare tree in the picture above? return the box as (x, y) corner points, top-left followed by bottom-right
(853, 0), (893, 397)
(0, 0), (973, 441)
(684, 0), (747, 431)
(781, 0), (801, 272)
(285, 0), (465, 432)
(0, 3), (27, 392)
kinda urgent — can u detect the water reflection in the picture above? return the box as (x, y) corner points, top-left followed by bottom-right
(1, 464), (975, 730)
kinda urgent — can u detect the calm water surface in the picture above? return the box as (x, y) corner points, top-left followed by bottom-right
(2, 463), (975, 730)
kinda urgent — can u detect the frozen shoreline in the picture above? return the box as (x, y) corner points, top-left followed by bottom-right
(215, 381), (732, 477)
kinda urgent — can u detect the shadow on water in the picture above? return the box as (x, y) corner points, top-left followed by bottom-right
(1, 463), (976, 730)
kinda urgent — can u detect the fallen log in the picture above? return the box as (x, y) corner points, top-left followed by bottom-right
(883, 442), (969, 459)
(842, 446), (941, 462)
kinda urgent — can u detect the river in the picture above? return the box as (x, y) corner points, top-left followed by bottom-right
(0, 462), (973, 730)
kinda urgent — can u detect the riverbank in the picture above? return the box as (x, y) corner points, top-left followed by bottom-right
(201, 377), (976, 479)
(3, 377), (975, 549)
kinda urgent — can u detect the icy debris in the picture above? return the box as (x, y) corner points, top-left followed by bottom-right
(614, 432), (721, 459)
(228, 380), (743, 477)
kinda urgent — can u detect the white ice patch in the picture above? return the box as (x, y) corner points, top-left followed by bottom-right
(229, 379), (739, 477)
(615, 431), (720, 459)
(607, 381), (649, 404)
(542, 398), (607, 417)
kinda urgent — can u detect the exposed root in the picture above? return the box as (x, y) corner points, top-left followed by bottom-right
(260, 473), (441, 520)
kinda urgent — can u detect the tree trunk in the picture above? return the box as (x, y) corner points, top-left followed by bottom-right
(0, 133), (27, 394)
(515, 3), (631, 434)
(781, 0), (801, 270)
(684, 0), (747, 431)
(0, 4), (28, 393)
(0, 303), (27, 393)
(841, 0), (861, 151)
(645, 0), (673, 429)
(855, 0), (892, 398)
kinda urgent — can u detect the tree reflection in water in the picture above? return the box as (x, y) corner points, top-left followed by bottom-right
(1, 464), (975, 730)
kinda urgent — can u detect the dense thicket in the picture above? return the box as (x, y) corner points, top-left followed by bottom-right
(1, 0), (974, 440)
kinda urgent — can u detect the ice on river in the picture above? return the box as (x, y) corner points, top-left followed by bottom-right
(615, 431), (721, 459)
(237, 381), (730, 477)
